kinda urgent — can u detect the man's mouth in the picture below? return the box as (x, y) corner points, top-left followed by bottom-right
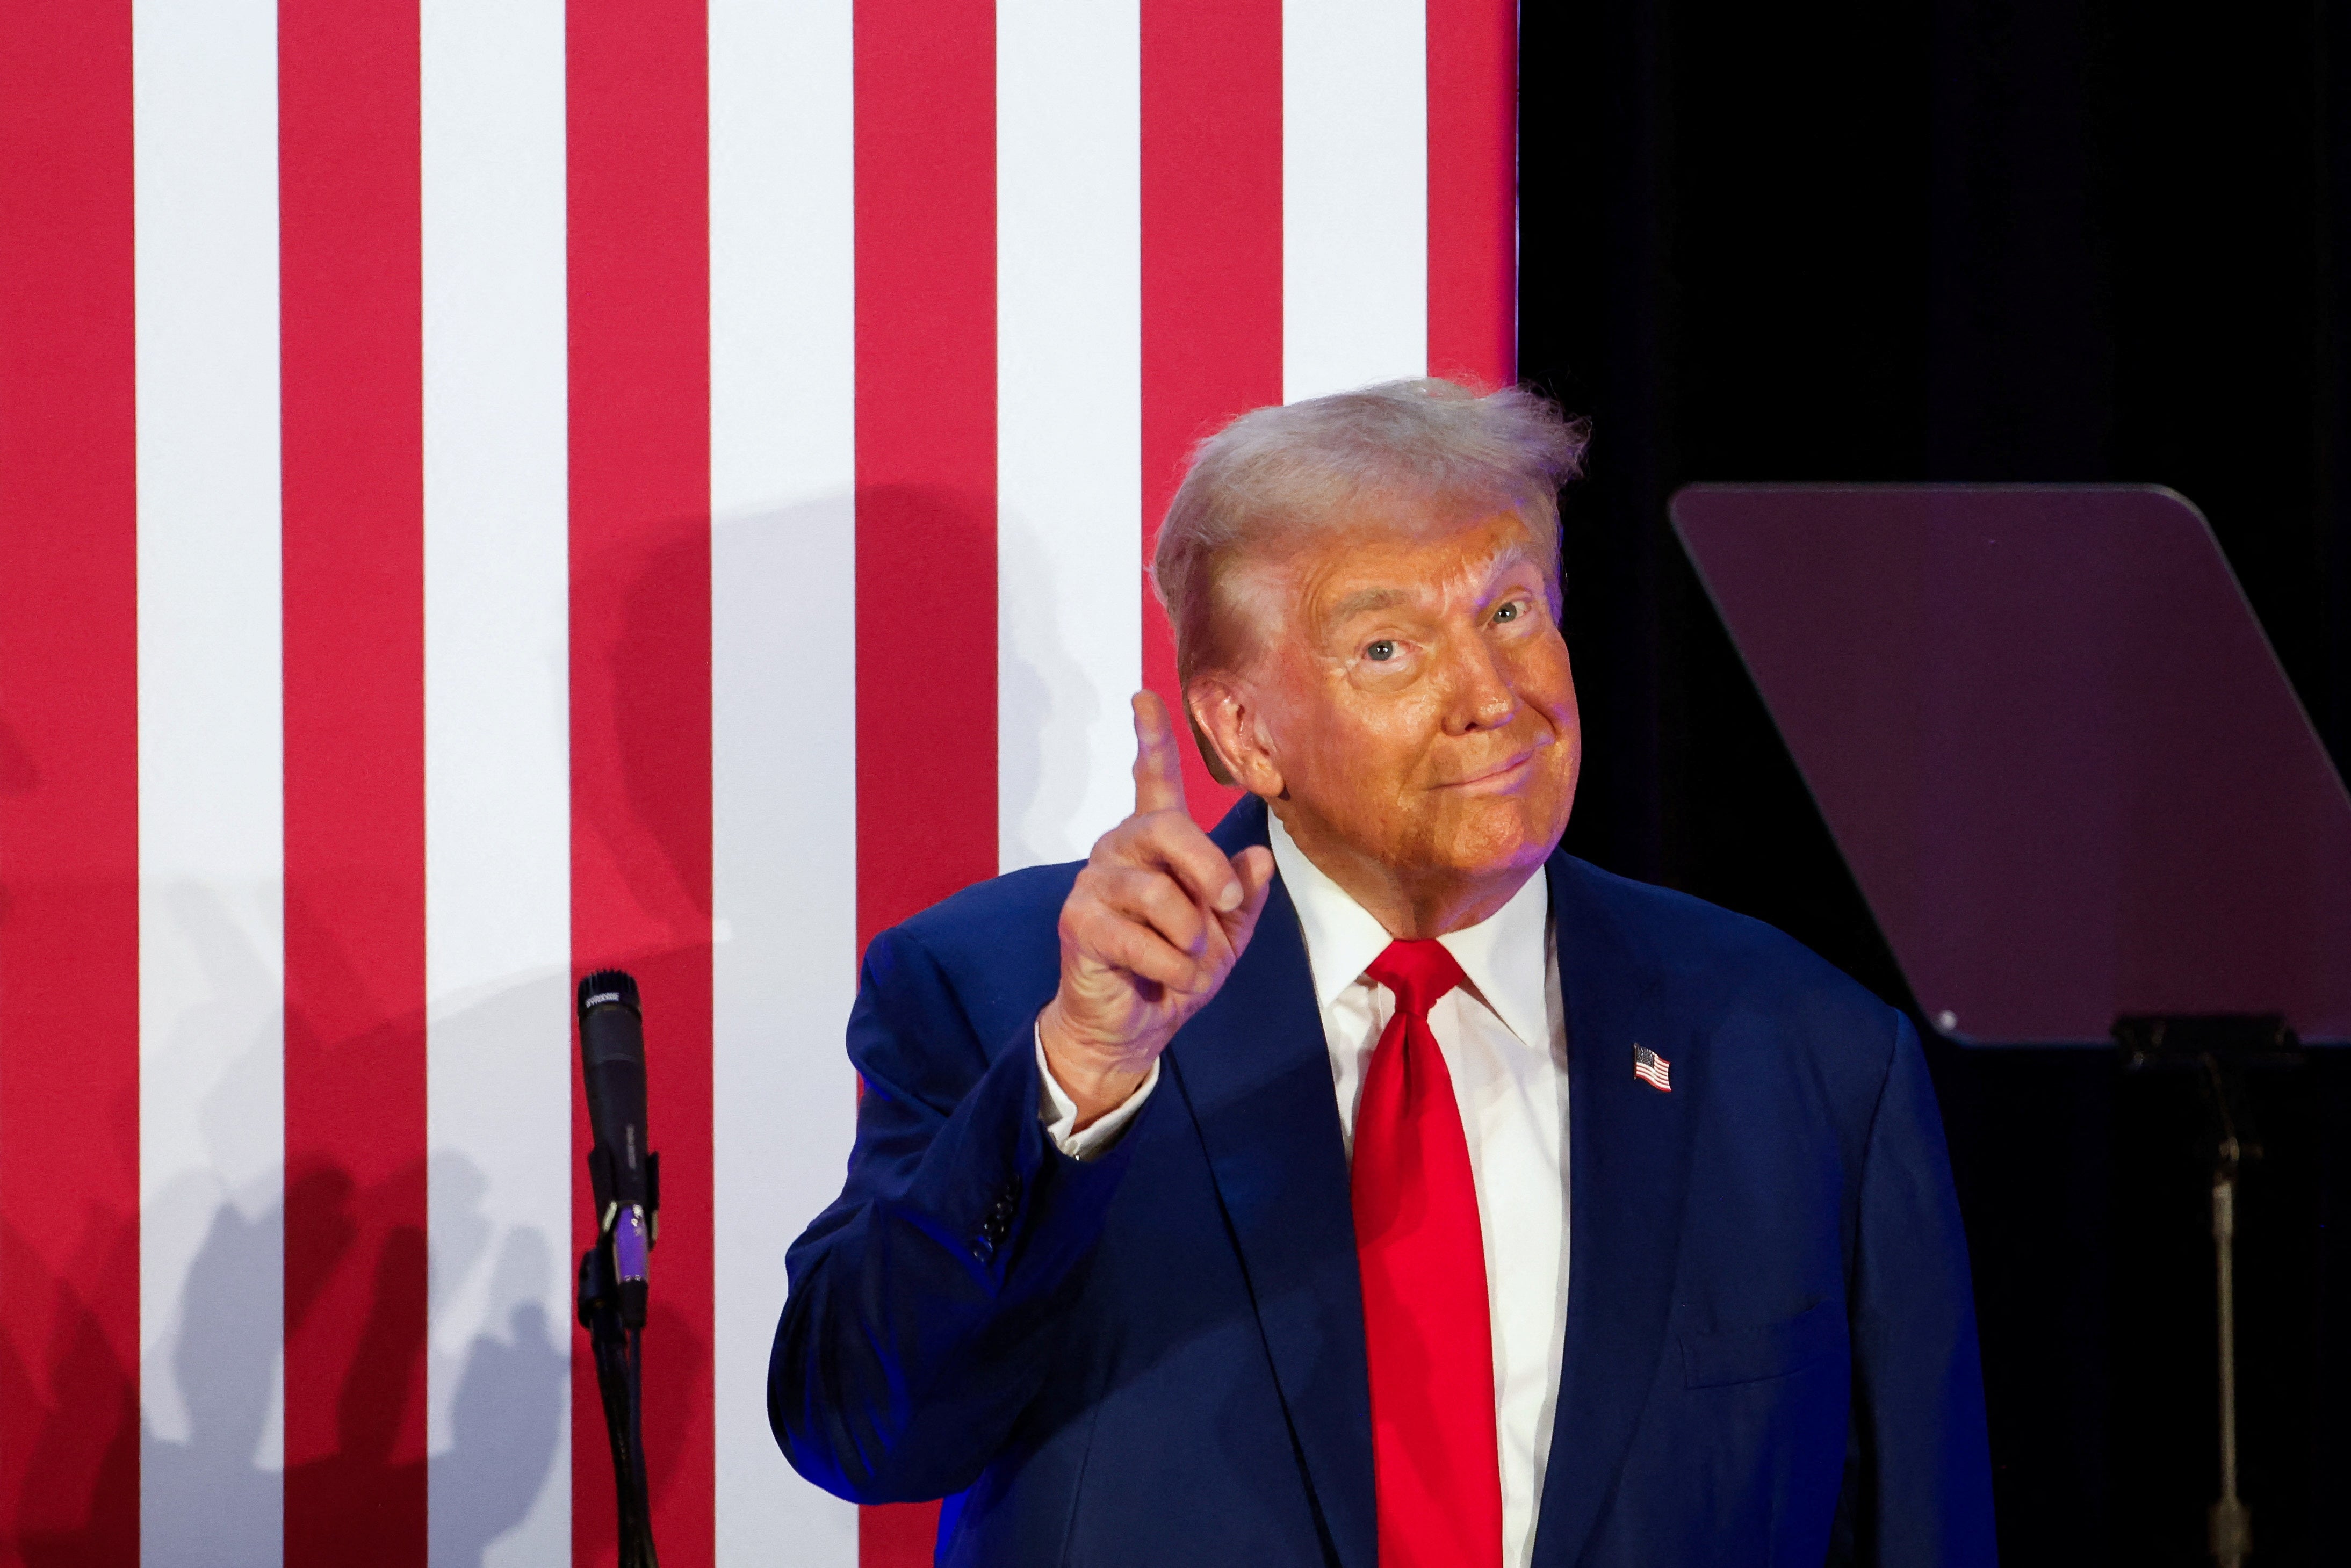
(1439, 748), (1540, 791)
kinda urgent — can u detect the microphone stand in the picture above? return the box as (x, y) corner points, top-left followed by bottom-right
(578, 1144), (662, 1568)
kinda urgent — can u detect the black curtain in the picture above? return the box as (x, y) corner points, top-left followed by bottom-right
(1518, 3), (2351, 1563)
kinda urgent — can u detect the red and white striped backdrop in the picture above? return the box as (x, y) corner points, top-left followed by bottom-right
(0, 1), (1514, 1564)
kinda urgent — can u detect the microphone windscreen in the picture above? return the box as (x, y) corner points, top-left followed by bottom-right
(577, 970), (643, 1067)
(578, 967), (640, 1016)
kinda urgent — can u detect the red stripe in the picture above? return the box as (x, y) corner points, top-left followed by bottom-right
(1425, 0), (1517, 386)
(0, 3), (140, 1557)
(854, 0), (999, 964)
(567, 2), (716, 1563)
(859, 1499), (944, 1568)
(1141, 0), (1282, 828)
(853, 0), (997, 1555)
(277, 4), (430, 1560)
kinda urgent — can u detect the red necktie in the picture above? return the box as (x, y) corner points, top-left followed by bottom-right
(1352, 940), (1503, 1568)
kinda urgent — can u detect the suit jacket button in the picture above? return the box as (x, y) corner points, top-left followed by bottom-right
(970, 1232), (995, 1264)
(985, 1188), (1017, 1240)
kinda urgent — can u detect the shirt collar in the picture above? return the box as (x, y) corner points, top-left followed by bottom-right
(1266, 810), (1553, 1050)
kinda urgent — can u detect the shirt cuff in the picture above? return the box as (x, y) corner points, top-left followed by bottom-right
(1035, 1027), (1159, 1161)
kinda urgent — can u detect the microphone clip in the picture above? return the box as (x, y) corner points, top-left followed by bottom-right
(587, 1144), (660, 1330)
(587, 1145), (663, 1243)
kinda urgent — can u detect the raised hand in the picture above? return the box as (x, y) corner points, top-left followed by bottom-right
(1036, 692), (1278, 1128)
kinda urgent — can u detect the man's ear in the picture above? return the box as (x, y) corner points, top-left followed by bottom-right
(1185, 704), (1239, 787)
(1188, 677), (1284, 799)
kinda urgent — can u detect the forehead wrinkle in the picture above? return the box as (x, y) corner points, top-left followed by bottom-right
(1327, 530), (1546, 620)
(1240, 512), (1556, 665)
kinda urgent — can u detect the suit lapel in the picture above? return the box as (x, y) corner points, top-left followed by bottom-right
(1165, 796), (1376, 1568)
(1531, 855), (1699, 1568)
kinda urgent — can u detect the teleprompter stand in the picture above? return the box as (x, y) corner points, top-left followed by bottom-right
(1673, 485), (2351, 1566)
(578, 1143), (664, 1568)
(2114, 1015), (2303, 1568)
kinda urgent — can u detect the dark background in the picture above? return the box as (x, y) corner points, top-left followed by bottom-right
(1516, 2), (2351, 1562)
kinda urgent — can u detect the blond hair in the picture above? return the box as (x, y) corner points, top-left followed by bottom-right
(1151, 377), (1589, 697)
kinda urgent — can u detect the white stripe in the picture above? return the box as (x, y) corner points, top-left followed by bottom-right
(709, 0), (861, 1557)
(997, 0), (1143, 871)
(1282, 0), (1429, 400)
(420, 2), (575, 1564)
(133, 0), (286, 1559)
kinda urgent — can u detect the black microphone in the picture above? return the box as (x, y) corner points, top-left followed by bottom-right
(578, 969), (655, 1328)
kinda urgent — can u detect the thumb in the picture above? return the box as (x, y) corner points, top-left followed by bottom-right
(1218, 846), (1278, 951)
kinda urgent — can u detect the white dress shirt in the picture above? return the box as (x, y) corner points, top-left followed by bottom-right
(1040, 814), (1572, 1567)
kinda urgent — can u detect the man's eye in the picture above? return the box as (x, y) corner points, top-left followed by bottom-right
(1366, 640), (1396, 662)
(1494, 601), (1520, 623)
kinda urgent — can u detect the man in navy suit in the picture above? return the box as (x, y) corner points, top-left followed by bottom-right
(771, 380), (1995, 1565)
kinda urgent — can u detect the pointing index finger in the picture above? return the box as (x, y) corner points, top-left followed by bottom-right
(1130, 690), (1189, 818)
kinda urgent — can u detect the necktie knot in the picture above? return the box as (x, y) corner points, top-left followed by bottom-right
(1363, 938), (1468, 1022)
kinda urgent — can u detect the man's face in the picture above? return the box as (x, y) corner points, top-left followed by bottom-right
(1230, 508), (1581, 897)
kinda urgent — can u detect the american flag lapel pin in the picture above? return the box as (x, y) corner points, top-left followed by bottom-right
(1633, 1044), (1672, 1092)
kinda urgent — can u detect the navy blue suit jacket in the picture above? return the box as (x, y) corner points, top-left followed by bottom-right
(770, 796), (1995, 1565)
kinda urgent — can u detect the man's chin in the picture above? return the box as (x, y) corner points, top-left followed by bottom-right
(1418, 807), (1562, 884)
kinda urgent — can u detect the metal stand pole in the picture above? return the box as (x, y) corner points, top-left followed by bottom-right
(2115, 1017), (2299, 1568)
(2209, 1146), (2249, 1568)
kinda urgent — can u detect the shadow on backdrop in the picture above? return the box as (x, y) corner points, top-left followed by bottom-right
(140, 1169), (564, 1568)
(2, 1206), (139, 1567)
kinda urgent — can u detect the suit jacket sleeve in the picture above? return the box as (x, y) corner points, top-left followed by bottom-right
(767, 919), (1143, 1504)
(1838, 1014), (1999, 1565)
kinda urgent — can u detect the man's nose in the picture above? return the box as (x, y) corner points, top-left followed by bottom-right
(1444, 634), (1519, 733)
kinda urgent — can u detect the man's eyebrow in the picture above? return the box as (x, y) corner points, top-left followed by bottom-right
(1482, 541), (1541, 580)
(1476, 544), (1548, 601)
(1326, 587), (1409, 620)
